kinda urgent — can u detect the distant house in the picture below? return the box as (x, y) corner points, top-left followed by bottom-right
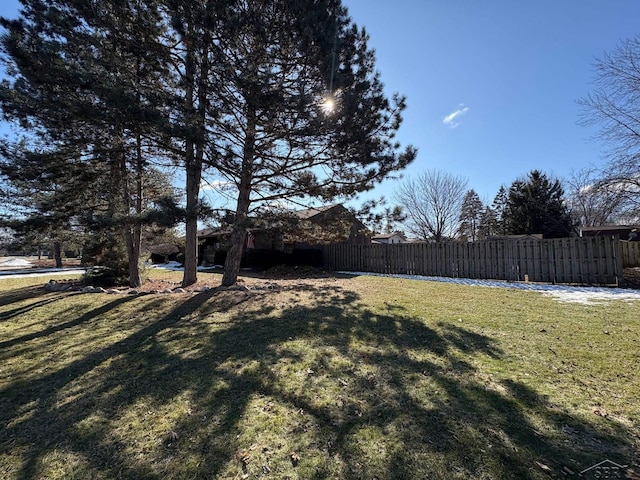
(148, 243), (181, 264)
(581, 225), (639, 241)
(371, 232), (406, 244)
(197, 204), (370, 266)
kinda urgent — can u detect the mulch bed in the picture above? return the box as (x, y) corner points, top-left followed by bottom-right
(29, 258), (82, 268)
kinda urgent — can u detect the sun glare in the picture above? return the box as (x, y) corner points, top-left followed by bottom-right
(321, 96), (336, 114)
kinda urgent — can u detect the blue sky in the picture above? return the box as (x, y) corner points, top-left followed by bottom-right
(342, 0), (640, 205)
(1, 1), (640, 209)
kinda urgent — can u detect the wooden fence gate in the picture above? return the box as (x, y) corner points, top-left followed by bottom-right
(323, 236), (624, 285)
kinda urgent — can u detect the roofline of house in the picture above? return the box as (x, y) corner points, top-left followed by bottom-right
(581, 225), (639, 231)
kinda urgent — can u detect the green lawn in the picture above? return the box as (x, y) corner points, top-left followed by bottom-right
(0, 272), (638, 479)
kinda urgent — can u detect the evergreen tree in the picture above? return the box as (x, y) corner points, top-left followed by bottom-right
(205, 1), (415, 286)
(0, 141), (87, 267)
(477, 206), (498, 240)
(458, 189), (484, 242)
(491, 186), (509, 235)
(503, 170), (574, 238)
(163, 0), (225, 287)
(1, 0), (415, 288)
(0, 0), (175, 286)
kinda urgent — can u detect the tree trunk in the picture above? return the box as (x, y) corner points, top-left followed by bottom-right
(125, 63), (146, 289)
(116, 126), (144, 288)
(182, 163), (200, 287)
(181, 18), (208, 288)
(53, 241), (62, 269)
(181, 16), (198, 288)
(221, 184), (251, 286)
(125, 225), (142, 287)
(222, 108), (256, 286)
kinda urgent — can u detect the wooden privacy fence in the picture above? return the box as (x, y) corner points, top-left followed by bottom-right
(621, 241), (640, 267)
(323, 236), (624, 285)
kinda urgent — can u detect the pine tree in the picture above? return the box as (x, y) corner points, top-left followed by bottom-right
(491, 186), (509, 235)
(0, 0), (175, 286)
(503, 170), (574, 238)
(205, 1), (416, 286)
(458, 189), (484, 242)
(0, 140), (90, 267)
(2, 0), (416, 288)
(352, 199), (405, 234)
(477, 206), (498, 240)
(162, 0), (223, 287)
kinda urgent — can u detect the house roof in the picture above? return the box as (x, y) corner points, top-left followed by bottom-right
(581, 225), (639, 232)
(197, 226), (232, 238)
(291, 204), (340, 220)
(196, 204), (366, 240)
(372, 232), (405, 240)
(488, 234), (544, 240)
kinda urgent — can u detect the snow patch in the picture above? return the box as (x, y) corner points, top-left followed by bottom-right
(340, 271), (640, 305)
(0, 257), (33, 268)
(148, 261), (223, 272)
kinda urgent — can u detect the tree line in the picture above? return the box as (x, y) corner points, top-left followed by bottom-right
(392, 165), (638, 244)
(393, 169), (570, 242)
(0, 0), (415, 287)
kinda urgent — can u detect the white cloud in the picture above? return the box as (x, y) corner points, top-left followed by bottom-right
(200, 179), (233, 191)
(443, 105), (469, 128)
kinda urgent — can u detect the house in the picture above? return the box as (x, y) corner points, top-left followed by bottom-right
(581, 225), (639, 241)
(148, 243), (181, 264)
(289, 205), (370, 245)
(197, 204), (370, 267)
(371, 232), (406, 244)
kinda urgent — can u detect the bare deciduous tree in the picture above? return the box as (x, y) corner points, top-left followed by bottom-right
(578, 35), (640, 222)
(565, 167), (628, 228)
(395, 169), (468, 242)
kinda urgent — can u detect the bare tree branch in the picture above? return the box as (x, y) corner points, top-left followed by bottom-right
(394, 169), (468, 242)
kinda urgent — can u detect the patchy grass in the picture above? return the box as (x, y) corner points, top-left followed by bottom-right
(0, 272), (638, 479)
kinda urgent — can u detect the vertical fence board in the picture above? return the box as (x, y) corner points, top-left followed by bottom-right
(547, 240), (557, 283)
(587, 238), (597, 283)
(613, 237), (624, 285)
(596, 238), (606, 282)
(430, 243), (437, 276)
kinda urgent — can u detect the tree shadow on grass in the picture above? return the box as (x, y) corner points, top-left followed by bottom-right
(0, 286), (65, 322)
(0, 296), (63, 323)
(0, 295), (137, 350)
(0, 284), (637, 479)
(220, 268), (359, 282)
